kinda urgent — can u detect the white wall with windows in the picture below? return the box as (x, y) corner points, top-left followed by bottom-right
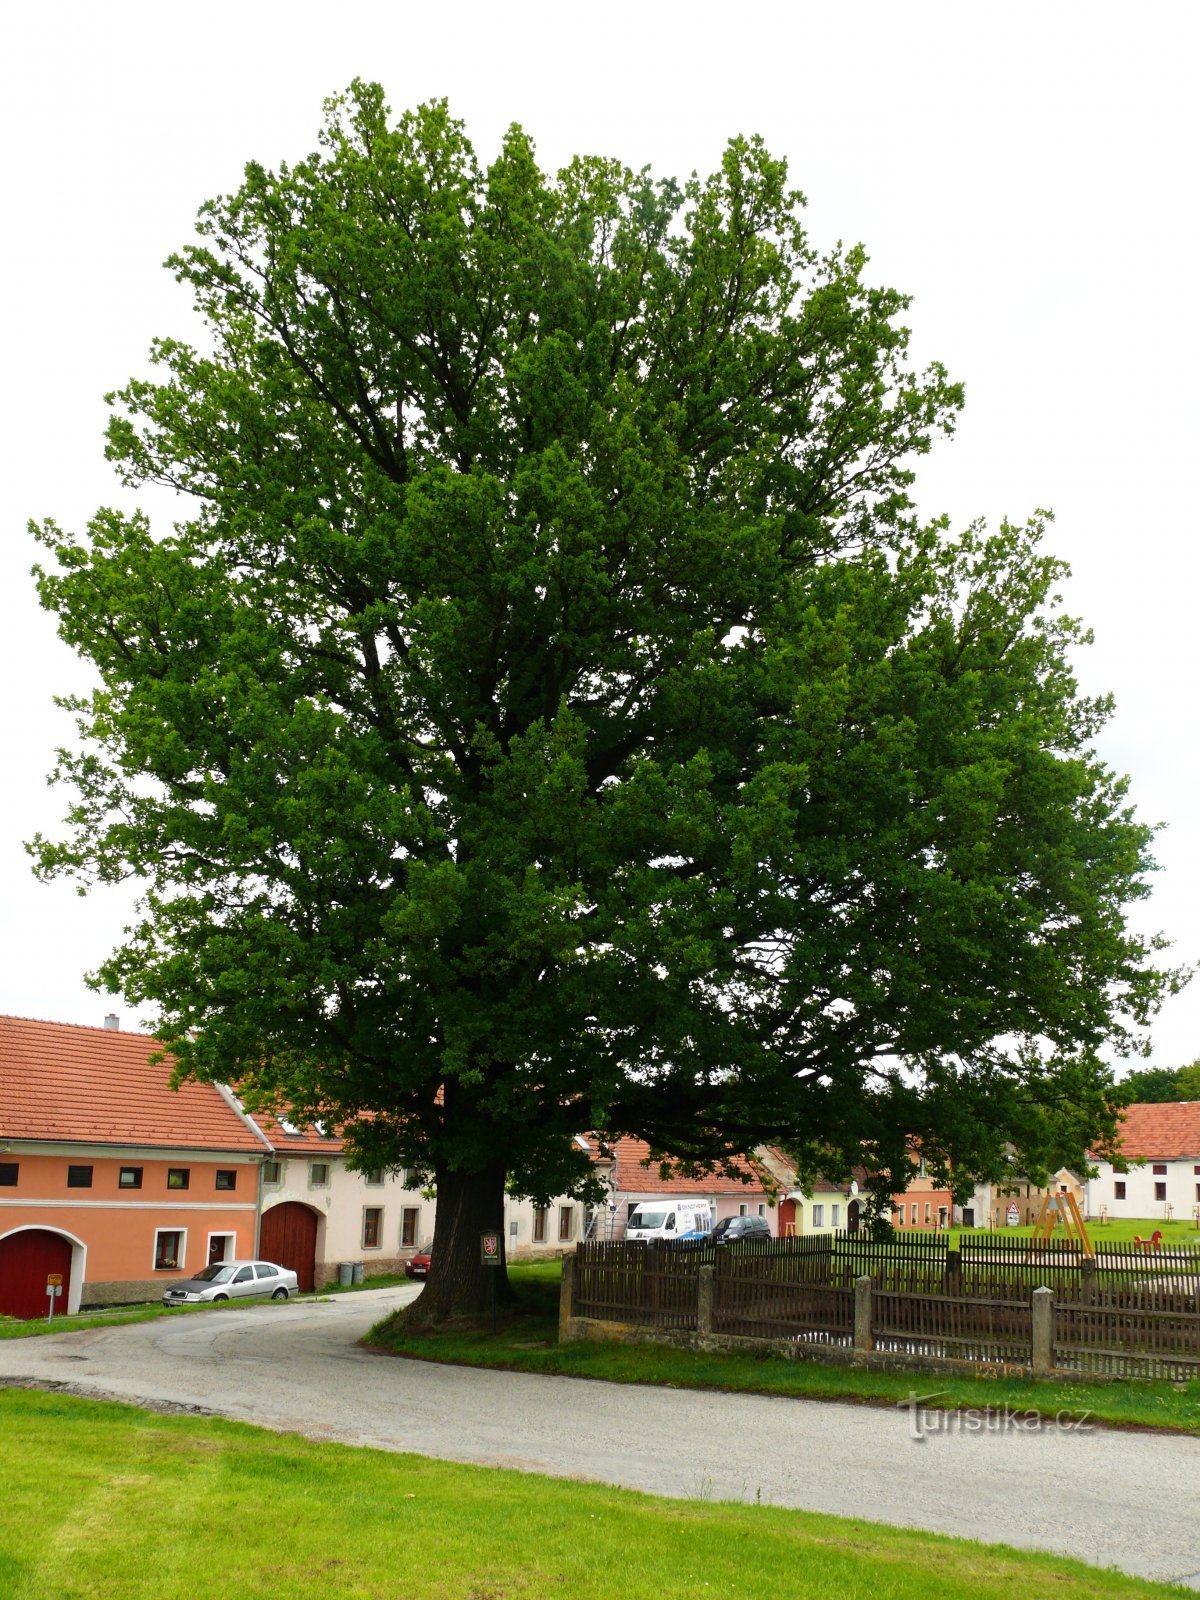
(1085, 1160), (1200, 1223)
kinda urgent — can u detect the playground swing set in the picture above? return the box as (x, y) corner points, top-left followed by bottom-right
(1029, 1190), (1094, 1257)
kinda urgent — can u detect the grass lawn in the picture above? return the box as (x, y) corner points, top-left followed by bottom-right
(944, 1219), (1200, 1247)
(369, 1261), (1200, 1437)
(0, 1387), (1186, 1600)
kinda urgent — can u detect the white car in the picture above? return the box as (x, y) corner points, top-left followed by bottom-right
(161, 1260), (299, 1306)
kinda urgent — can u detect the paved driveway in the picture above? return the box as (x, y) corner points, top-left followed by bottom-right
(2, 1286), (1198, 1588)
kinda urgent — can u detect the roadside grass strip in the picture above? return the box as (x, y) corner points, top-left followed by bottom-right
(0, 1388), (1188, 1600)
(0, 1305), (201, 1340)
(369, 1262), (1200, 1438)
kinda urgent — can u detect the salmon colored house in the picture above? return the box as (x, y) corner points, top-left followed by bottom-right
(0, 1015), (270, 1316)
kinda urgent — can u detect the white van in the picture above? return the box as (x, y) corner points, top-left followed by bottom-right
(624, 1199), (713, 1243)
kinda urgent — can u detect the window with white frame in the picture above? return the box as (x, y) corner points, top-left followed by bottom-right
(401, 1207), (420, 1247)
(154, 1229), (186, 1271)
(362, 1207), (383, 1249)
(812, 1204), (824, 1227)
(207, 1233), (234, 1266)
(309, 1162), (331, 1188)
(831, 1204), (840, 1228)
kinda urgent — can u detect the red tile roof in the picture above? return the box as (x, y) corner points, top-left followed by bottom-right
(0, 1015), (269, 1153)
(1114, 1102), (1200, 1161)
(593, 1135), (769, 1195)
(250, 1110), (344, 1154)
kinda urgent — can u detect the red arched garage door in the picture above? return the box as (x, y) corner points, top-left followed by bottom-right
(0, 1229), (74, 1319)
(259, 1203), (319, 1292)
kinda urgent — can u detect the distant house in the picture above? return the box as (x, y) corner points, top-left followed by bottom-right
(964, 1169), (1084, 1229)
(583, 1136), (778, 1238)
(1084, 1102), (1200, 1224)
(892, 1159), (955, 1232)
(0, 1014), (270, 1315)
(764, 1150), (954, 1235)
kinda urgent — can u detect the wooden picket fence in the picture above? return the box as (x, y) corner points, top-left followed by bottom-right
(1053, 1299), (1200, 1383)
(871, 1289), (1033, 1365)
(712, 1251), (854, 1344)
(572, 1233), (1200, 1379)
(574, 1239), (704, 1329)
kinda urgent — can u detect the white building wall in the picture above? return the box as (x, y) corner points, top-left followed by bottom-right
(262, 1154), (588, 1276)
(1085, 1160), (1200, 1223)
(261, 1154), (431, 1278)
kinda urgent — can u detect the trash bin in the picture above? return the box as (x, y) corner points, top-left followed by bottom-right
(351, 1262), (364, 1285)
(338, 1263), (354, 1288)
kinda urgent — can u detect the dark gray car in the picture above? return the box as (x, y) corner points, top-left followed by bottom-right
(711, 1215), (772, 1244)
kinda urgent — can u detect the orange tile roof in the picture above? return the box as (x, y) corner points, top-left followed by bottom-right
(594, 1135), (768, 1195)
(250, 1110), (345, 1154)
(0, 1015), (269, 1153)
(1114, 1102), (1200, 1161)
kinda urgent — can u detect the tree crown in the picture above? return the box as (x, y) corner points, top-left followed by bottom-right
(30, 84), (1177, 1205)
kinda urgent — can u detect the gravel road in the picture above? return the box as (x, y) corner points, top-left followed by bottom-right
(2, 1286), (1198, 1588)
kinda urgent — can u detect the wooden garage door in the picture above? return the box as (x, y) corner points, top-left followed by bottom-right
(259, 1203), (318, 1292)
(0, 1229), (73, 1319)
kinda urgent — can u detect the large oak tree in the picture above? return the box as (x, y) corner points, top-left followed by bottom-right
(31, 85), (1173, 1320)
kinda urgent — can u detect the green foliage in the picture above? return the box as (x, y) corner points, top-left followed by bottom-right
(1119, 1062), (1200, 1103)
(30, 84), (1177, 1215)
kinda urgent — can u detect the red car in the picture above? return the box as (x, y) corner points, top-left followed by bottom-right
(404, 1248), (432, 1279)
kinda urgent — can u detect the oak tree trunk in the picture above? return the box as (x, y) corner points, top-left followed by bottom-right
(403, 1159), (515, 1326)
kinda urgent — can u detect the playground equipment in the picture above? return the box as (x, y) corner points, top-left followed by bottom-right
(1133, 1229), (1164, 1253)
(1030, 1190), (1094, 1257)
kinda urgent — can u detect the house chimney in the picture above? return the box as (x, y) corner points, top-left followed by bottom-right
(103, 1013), (120, 1031)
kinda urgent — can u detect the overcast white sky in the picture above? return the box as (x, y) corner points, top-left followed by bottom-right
(1, 2), (1196, 1070)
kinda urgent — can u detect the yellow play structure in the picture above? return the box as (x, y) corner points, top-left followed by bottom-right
(1029, 1190), (1094, 1257)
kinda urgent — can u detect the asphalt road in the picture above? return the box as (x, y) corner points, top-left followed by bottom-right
(2, 1286), (1198, 1588)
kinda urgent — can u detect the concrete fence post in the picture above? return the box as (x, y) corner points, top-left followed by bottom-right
(697, 1262), (715, 1335)
(853, 1274), (873, 1355)
(1031, 1285), (1054, 1375)
(559, 1252), (576, 1343)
